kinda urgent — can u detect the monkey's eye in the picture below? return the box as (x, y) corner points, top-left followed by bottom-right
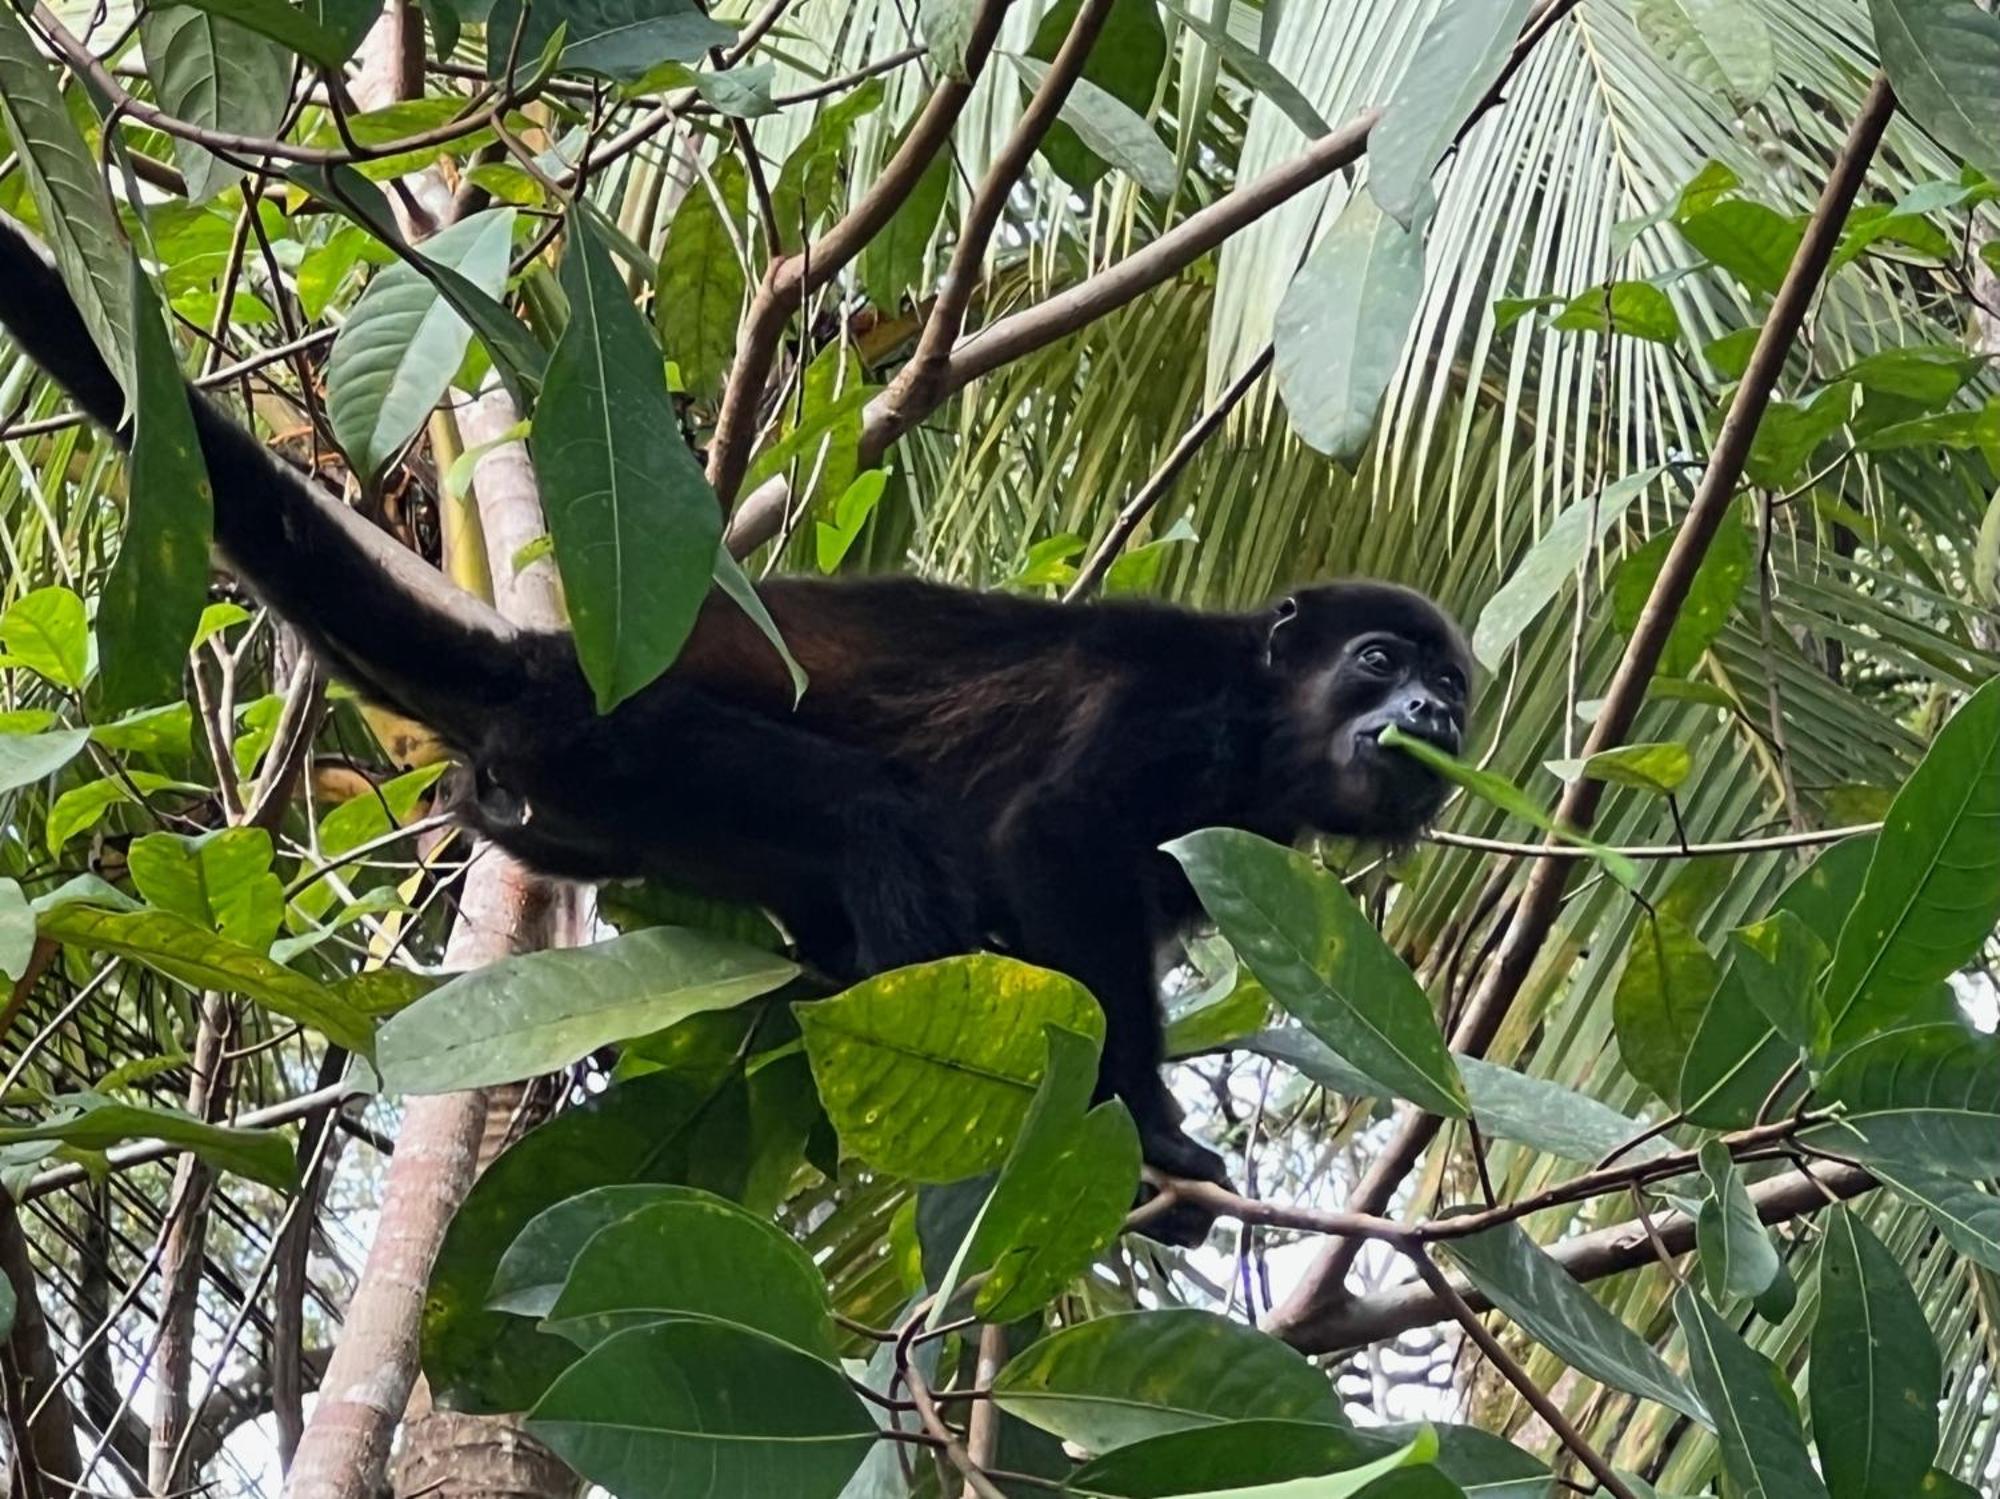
(1438, 668), (1467, 700)
(1357, 644), (1396, 675)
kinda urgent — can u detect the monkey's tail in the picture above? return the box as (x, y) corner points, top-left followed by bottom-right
(0, 214), (538, 743)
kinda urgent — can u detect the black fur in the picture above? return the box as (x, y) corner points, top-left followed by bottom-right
(0, 216), (1472, 1240)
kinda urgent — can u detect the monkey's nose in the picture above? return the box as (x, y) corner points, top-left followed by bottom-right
(1400, 699), (1459, 754)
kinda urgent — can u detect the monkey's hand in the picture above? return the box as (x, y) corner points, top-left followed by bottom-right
(1131, 1123), (1230, 1249)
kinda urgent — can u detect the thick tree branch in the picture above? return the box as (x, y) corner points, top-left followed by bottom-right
(705, 0), (1015, 505)
(1284, 1161), (1872, 1355)
(1266, 75), (1900, 1347)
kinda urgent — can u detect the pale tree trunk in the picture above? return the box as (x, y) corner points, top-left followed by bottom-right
(281, 6), (584, 1493)
(382, 387), (582, 1499)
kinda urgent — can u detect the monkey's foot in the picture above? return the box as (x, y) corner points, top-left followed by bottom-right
(1131, 1125), (1229, 1249)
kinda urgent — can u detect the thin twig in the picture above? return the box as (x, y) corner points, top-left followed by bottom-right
(1426, 820), (1883, 861)
(1065, 344), (1274, 600)
(1403, 1245), (1642, 1499)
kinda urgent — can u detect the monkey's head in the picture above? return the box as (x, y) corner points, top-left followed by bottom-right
(1261, 581), (1472, 841)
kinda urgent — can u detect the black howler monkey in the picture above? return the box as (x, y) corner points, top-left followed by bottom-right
(0, 215), (1471, 1242)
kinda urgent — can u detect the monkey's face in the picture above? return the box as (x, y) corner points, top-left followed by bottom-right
(1265, 583), (1472, 841)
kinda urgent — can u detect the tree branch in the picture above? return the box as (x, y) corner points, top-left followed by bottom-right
(890, 0), (1118, 412)
(1265, 74), (1900, 1348)
(1403, 1246), (1641, 1499)
(1286, 1161), (1871, 1354)
(728, 0), (1586, 553)
(704, 0), (1016, 506)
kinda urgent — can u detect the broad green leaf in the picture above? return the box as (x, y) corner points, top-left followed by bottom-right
(298, 762), (450, 919)
(1744, 383), (1859, 487)
(1870, 1160), (2000, 1271)
(709, 546), (807, 703)
(0, 1091), (294, 1190)
(656, 155), (746, 403)
(692, 62), (773, 117)
(1167, 829), (1467, 1119)
(1677, 960), (1796, 1129)
(858, 115), (951, 311)
(490, 1183), (688, 1317)
(45, 774), (184, 853)
(814, 471), (890, 575)
(97, 267), (209, 713)
(526, 1321), (873, 1499)
(1442, 1222), (1706, 1422)
(1459, 1057), (1670, 1165)
(1104, 514), (1199, 597)
(297, 164), (545, 400)
(328, 209), (516, 482)
(1676, 1286), (1830, 1499)
(1822, 677), (2000, 1042)
(1548, 741), (1692, 794)
(91, 702), (193, 757)
(1809, 1023), (2000, 1177)
(0, 729), (92, 796)
(1471, 468), (1661, 668)
(139, 6), (291, 202)
(795, 954), (1102, 1182)
(1837, 345), (1981, 406)
(1010, 58), (1177, 198)
(1696, 1141), (1783, 1305)
(768, 81), (886, 253)
(1273, 192), (1425, 463)
(378, 926), (793, 1093)
(485, 0), (731, 81)
(1680, 199), (1801, 294)
(1247, 1026), (1667, 1165)
(1, 587), (89, 691)
(1377, 728), (1641, 886)
(0, 7), (133, 396)
(1367, 0), (1533, 228)
(543, 1187), (836, 1358)
(1872, 0), (2000, 180)
(36, 904), (372, 1053)
(1024, 0), (1169, 193)
(919, 0), (979, 76)
(1633, 0), (1774, 102)
(169, 0), (350, 64)
(1613, 911), (1722, 1103)
(1811, 1208), (1940, 1499)
(1172, 1435), (1437, 1499)
(536, 211), (720, 712)
(1409, 1424), (1556, 1498)
(744, 344), (868, 514)
(1159, 4), (1329, 141)
(933, 1026), (1140, 1324)
(993, 1309), (1343, 1451)
(423, 1067), (750, 1413)
(0, 879), (33, 982)
(1067, 1420), (1436, 1498)
(1553, 281), (1682, 343)
(1609, 513), (1752, 676)
(1729, 912), (1830, 1059)
(129, 827), (283, 951)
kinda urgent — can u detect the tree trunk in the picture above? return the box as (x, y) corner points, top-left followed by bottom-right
(0, 1195), (80, 1499)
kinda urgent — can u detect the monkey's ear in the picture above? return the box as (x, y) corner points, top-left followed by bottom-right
(1263, 596), (1300, 664)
